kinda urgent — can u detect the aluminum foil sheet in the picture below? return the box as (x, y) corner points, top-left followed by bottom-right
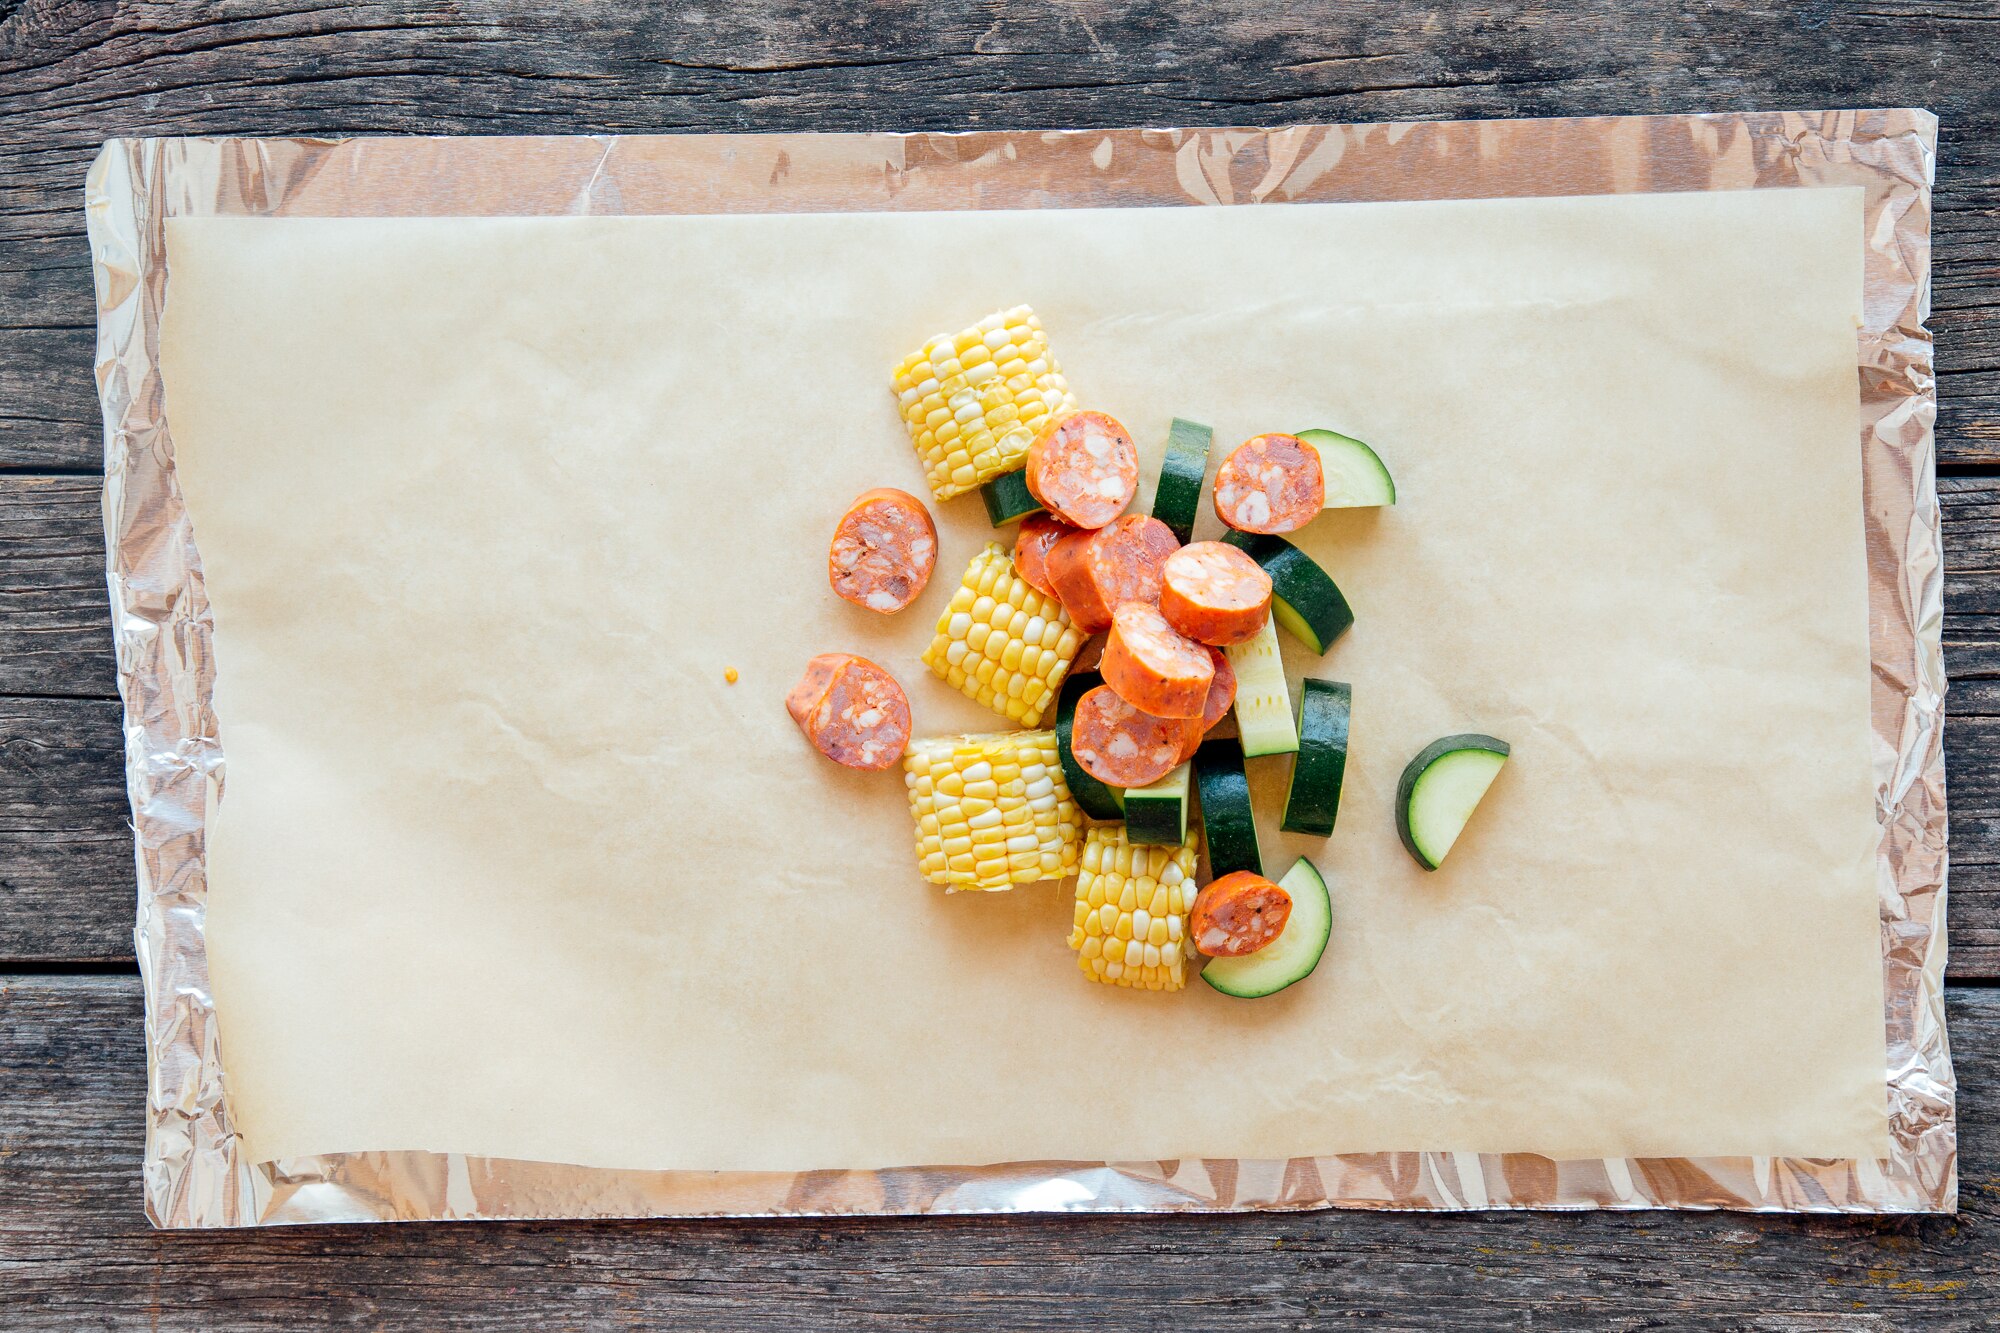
(84, 111), (1951, 1226)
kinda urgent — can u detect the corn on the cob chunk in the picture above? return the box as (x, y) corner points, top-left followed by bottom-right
(904, 731), (1083, 890)
(892, 305), (1079, 501)
(922, 544), (1084, 728)
(1068, 825), (1202, 991)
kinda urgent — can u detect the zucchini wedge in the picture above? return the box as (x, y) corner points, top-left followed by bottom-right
(1296, 428), (1395, 508)
(1152, 417), (1212, 543)
(1201, 856), (1332, 998)
(981, 469), (1044, 526)
(1282, 679), (1350, 836)
(1396, 734), (1510, 870)
(1194, 737), (1262, 878)
(1221, 531), (1353, 655)
(1055, 670), (1126, 821)
(1123, 762), (1190, 845)
(1222, 614), (1299, 757)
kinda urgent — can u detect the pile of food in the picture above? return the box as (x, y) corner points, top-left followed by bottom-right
(789, 305), (1510, 998)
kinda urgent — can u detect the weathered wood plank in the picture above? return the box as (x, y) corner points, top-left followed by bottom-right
(0, 697), (128, 965)
(0, 5), (1994, 1320)
(0, 0), (1996, 468)
(0, 473), (112, 698)
(0, 974), (1990, 1328)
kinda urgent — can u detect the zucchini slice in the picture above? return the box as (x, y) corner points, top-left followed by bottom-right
(1222, 615), (1298, 757)
(981, 469), (1045, 526)
(1123, 762), (1190, 845)
(1222, 531), (1353, 655)
(1396, 734), (1510, 870)
(1055, 670), (1126, 821)
(1201, 856), (1332, 998)
(1152, 417), (1212, 543)
(1296, 428), (1395, 507)
(1194, 738), (1262, 878)
(1282, 679), (1350, 836)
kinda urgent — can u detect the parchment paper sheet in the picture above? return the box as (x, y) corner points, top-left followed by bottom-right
(161, 186), (1887, 1172)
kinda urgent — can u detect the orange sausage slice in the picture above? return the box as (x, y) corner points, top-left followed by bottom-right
(1101, 602), (1214, 720)
(1027, 411), (1139, 529)
(785, 653), (911, 771)
(1159, 541), (1273, 647)
(1044, 514), (1180, 635)
(829, 488), (938, 614)
(1212, 434), (1325, 535)
(1068, 684), (1190, 789)
(1190, 871), (1294, 957)
(1012, 512), (1075, 599)
(1177, 647), (1237, 763)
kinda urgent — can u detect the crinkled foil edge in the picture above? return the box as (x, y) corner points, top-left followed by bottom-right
(82, 111), (1950, 1227)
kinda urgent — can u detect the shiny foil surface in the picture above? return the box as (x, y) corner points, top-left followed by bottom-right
(83, 111), (1950, 1226)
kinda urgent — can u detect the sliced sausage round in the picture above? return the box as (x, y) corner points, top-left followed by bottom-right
(1159, 541), (1273, 646)
(785, 653), (911, 771)
(1068, 684), (1190, 789)
(1101, 602), (1214, 720)
(1178, 647), (1237, 763)
(1212, 433), (1324, 535)
(1012, 512), (1075, 599)
(1026, 411), (1139, 529)
(1190, 871), (1294, 957)
(828, 488), (938, 614)
(1044, 514), (1180, 635)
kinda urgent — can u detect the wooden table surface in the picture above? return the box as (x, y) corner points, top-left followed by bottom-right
(4, 2), (1999, 1326)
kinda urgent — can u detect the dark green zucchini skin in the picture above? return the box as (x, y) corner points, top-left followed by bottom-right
(981, 469), (1044, 526)
(1283, 679), (1351, 836)
(1394, 733), (1511, 869)
(1152, 418), (1212, 543)
(1195, 737), (1262, 878)
(1122, 766), (1188, 845)
(1200, 856), (1332, 999)
(1221, 531), (1354, 654)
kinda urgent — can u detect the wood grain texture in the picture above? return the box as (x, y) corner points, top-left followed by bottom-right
(7, 474), (1992, 970)
(0, 0), (1995, 469)
(0, 474), (112, 698)
(0, 974), (1988, 1328)
(0, 7), (1996, 1323)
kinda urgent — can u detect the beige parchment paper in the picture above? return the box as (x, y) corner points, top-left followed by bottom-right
(161, 185), (1888, 1172)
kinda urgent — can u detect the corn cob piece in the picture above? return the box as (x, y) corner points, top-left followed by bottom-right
(1068, 824), (1202, 991)
(922, 543), (1084, 728)
(892, 305), (1080, 501)
(904, 731), (1083, 890)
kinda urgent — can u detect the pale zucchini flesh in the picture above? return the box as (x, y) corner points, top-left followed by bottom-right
(1296, 427), (1395, 508)
(1396, 734), (1510, 870)
(1201, 856), (1332, 998)
(1223, 615), (1299, 757)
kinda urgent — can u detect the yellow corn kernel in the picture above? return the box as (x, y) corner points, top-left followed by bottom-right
(921, 544), (1083, 728)
(891, 305), (1080, 501)
(1066, 824), (1201, 991)
(904, 731), (1083, 891)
